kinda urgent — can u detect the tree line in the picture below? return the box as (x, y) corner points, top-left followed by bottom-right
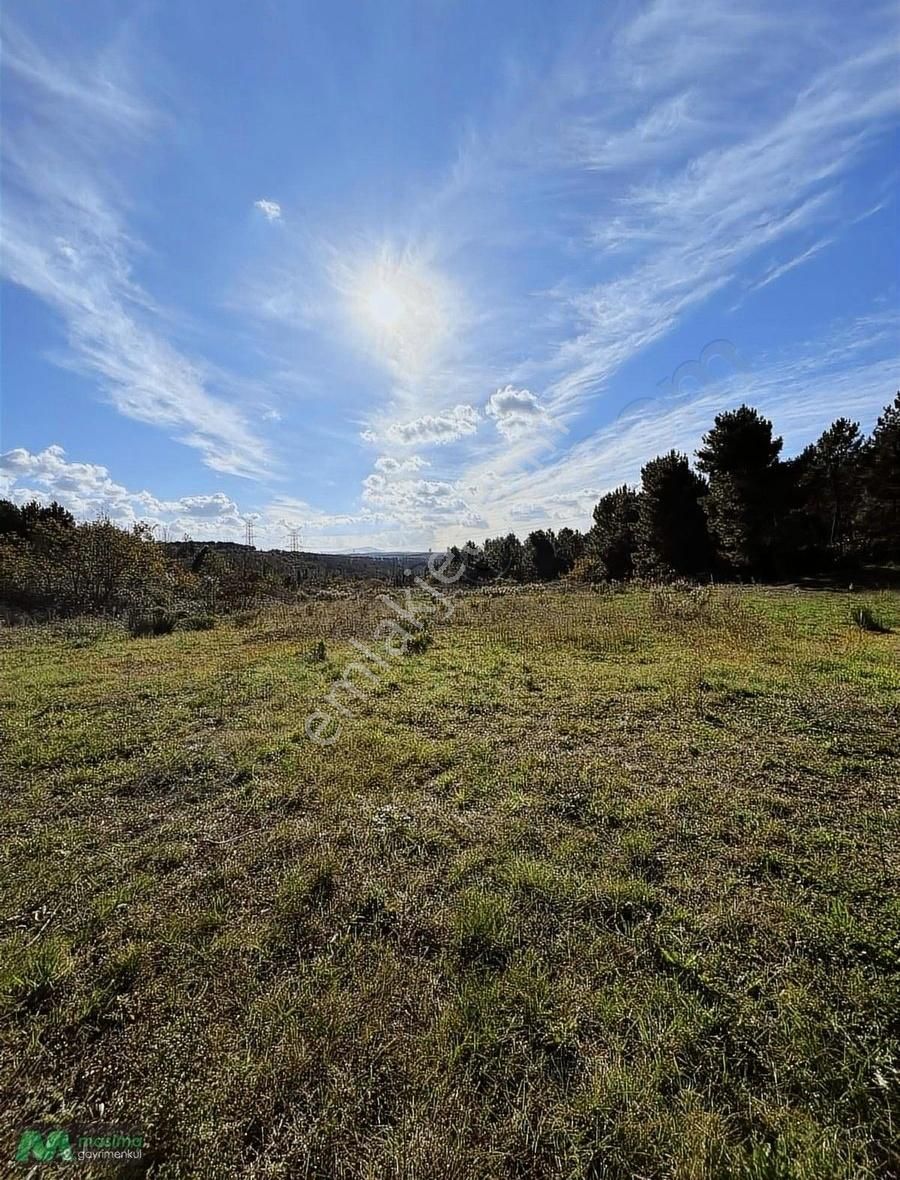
(0, 393), (897, 622)
(451, 393), (899, 584)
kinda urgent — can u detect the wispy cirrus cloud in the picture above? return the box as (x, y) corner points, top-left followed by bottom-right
(537, 40), (900, 417)
(461, 314), (900, 537)
(4, 315), (895, 551)
(743, 238), (835, 295)
(5, 2), (897, 552)
(1, 20), (272, 478)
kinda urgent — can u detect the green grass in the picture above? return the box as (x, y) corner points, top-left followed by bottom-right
(0, 587), (898, 1178)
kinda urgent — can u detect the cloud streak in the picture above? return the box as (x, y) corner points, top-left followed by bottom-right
(4, 2), (898, 549)
(1, 19), (272, 478)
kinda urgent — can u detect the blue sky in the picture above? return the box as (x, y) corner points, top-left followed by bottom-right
(1, 0), (898, 551)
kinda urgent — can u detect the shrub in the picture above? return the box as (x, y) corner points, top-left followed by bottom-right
(127, 607), (177, 638)
(649, 581), (713, 621)
(407, 623), (433, 654)
(174, 613), (216, 632)
(0, 519), (173, 617)
(850, 604), (889, 633)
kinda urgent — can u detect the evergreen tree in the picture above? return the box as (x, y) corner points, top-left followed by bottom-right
(585, 486), (639, 580)
(37, 501), (76, 531)
(696, 406), (783, 576)
(554, 527), (584, 574)
(525, 529), (559, 580)
(453, 541), (494, 583)
(634, 450), (711, 578)
(0, 499), (74, 539)
(483, 533), (526, 580)
(860, 392), (900, 562)
(0, 500), (24, 537)
(792, 418), (864, 565)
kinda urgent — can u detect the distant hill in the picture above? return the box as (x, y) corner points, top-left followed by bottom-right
(323, 548), (433, 559)
(161, 539), (431, 583)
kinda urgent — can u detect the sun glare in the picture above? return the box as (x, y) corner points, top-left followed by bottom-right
(345, 250), (452, 378)
(363, 279), (407, 334)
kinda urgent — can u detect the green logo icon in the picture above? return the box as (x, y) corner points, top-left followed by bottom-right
(15, 1129), (74, 1162)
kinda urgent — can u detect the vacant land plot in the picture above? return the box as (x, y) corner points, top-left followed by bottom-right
(1, 587), (898, 1178)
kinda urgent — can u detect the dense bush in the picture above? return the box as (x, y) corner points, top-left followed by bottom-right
(0, 519), (177, 617)
(174, 612), (217, 632)
(126, 607), (177, 638)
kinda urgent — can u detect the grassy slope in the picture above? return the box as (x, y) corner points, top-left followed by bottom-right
(0, 588), (898, 1179)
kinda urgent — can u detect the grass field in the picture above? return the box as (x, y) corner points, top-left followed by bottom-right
(1, 586), (898, 1178)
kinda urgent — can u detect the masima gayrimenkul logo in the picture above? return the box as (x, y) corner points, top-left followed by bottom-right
(15, 1129), (74, 1162)
(15, 1126), (145, 1163)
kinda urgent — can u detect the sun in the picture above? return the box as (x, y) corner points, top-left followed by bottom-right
(344, 249), (452, 378)
(363, 278), (407, 334)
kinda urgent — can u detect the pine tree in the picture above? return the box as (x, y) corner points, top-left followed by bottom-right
(793, 418), (864, 565)
(585, 486), (639, 580)
(554, 527), (584, 574)
(0, 500), (24, 537)
(696, 406), (783, 576)
(634, 450), (711, 578)
(860, 392), (900, 562)
(483, 533), (526, 580)
(0, 499), (75, 539)
(525, 530), (559, 580)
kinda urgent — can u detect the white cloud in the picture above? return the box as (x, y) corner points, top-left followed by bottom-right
(744, 238), (834, 295)
(483, 316), (899, 533)
(373, 454), (428, 474)
(175, 493), (241, 519)
(4, 4), (898, 556)
(361, 472), (484, 528)
(254, 199), (282, 222)
(371, 404), (481, 447)
(485, 385), (551, 439)
(2, 22), (155, 135)
(507, 502), (548, 523)
(0, 445), (247, 533)
(539, 31), (900, 418)
(411, 0), (899, 490)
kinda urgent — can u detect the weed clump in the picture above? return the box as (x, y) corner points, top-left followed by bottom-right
(126, 606), (177, 638)
(649, 581), (713, 621)
(175, 612), (216, 632)
(1, 935), (74, 1012)
(451, 888), (512, 967)
(850, 604), (889, 633)
(406, 622), (433, 654)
